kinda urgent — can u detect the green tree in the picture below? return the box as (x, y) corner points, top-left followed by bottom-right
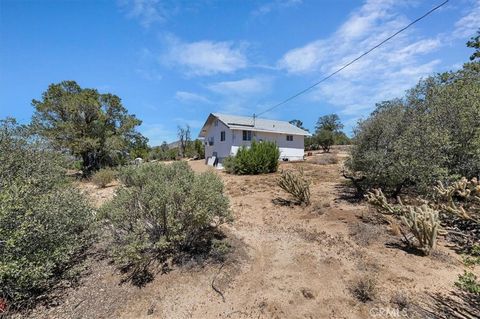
(289, 119), (309, 132)
(314, 114), (345, 152)
(31, 81), (146, 175)
(467, 29), (480, 61)
(316, 129), (335, 152)
(346, 62), (480, 196)
(315, 114), (343, 133)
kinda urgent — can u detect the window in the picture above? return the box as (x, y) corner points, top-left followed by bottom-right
(286, 135), (293, 141)
(214, 120), (218, 127)
(208, 136), (214, 146)
(220, 131), (225, 141)
(242, 130), (252, 141)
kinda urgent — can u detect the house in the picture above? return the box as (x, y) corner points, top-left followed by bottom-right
(198, 113), (311, 165)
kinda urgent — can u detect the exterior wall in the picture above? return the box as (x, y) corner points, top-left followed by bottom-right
(204, 119), (233, 161)
(231, 130), (305, 161)
(204, 122), (306, 163)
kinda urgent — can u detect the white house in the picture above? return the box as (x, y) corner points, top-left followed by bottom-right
(198, 113), (311, 165)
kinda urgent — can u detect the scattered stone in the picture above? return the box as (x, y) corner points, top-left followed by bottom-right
(301, 288), (315, 299)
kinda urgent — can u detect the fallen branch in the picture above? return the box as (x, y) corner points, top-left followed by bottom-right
(211, 262), (226, 302)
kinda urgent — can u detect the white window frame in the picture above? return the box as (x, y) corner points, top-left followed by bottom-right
(220, 131), (225, 141)
(286, 135), (293, 141)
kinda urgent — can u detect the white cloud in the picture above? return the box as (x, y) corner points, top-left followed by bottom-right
(162, 36), (248, 76)
(453, 0), (480, 38)
(277, 0), (448, 123)
(118, 0), (174, 28)
(207, 77), (272, 95)
(175, 91), (212, 104)
(252, 0), (302, 16)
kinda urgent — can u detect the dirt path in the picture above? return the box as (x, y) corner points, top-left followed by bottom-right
(26, 151), (476, 319)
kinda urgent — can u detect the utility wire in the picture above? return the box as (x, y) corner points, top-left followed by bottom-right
(255, 0), (448, 117)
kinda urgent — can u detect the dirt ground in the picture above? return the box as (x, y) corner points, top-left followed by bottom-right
(23, 149), (479, 319)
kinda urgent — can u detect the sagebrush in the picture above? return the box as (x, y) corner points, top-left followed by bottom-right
(91, 168), (116, 188)
(101, 162), (232, 279)
(0, 119), (94, 309)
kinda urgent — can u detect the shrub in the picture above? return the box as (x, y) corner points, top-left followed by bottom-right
(0, 119), (94, 309)
(311, 153), (339, 165)
(277, 169), (311, 205)
(224, 141), (280, 175)
(350, 276), (377, 303)
(91, 168), (116, 188)
(456, 271), (480, 295)
(101, 162), (232, 278)
(346, 62), (480, 196)
(222, 156), (236, 174)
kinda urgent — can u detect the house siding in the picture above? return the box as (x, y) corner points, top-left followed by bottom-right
(204, 120), (233, 160)
(231, 130), (305, 161)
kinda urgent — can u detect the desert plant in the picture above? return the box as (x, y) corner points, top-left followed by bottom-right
(350, 276), (377, 303)
(225, 141), (280, 175)
(222, 156), (236, 174)
(346, 60), (480, 196)
(400, 205), (440, 255)
(0, 119), (94, 309)
(434, 177), (480, 223)
(311, 153), (339, 165)
(366, 189), (440, 255)
(101, 161), (232, 280)
(456, 271), (480, 295)
(277, 169), (311, 205)
(91, 168), (116, 188)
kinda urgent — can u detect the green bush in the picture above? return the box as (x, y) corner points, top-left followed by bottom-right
(224, 141), (280, 175)
(100, 162), (232, 278)
(346, 62), (480, 196)
(91, 168), (116, 188)
(0, 119), (94, 308)
(456, 271), (480, 295)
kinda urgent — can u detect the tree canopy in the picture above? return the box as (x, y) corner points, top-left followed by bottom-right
(467, 29), (480, 61)
(31, 81), (147, 174)
(315, 114), (344, 133)
(289, 119), (309, 132)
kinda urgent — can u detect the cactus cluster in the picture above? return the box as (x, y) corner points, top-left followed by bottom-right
(365, 189), (440, 255)
(401, 205), (440, 255)
(434, 177), (480, 223)
(277, 169), (311, 206)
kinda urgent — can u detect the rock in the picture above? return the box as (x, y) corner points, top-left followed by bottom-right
(301, 288), (315, 299)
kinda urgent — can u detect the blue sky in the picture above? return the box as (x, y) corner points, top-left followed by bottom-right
(1, 0), (479, 145)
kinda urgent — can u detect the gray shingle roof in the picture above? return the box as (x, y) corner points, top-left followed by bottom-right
(199, 113), (311, 137)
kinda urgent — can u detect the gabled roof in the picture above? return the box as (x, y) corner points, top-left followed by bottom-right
(199, 113), (311, 138)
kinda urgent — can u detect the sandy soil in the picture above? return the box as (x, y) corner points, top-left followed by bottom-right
(24, 150), (479, 319)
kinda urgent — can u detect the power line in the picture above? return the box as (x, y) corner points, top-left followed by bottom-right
(255, 0), (449, 117)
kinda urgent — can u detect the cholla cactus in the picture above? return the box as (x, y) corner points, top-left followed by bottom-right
(401, 205), (440, 255)
(277, 169), (311, 206)
(434, 177), (480, 202)
(366, 188), (442, 255)
(365, 189), (403, 215)
(434, 177), (480, 222)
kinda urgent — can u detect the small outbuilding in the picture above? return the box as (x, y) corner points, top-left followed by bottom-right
(198, 113), (311, 165)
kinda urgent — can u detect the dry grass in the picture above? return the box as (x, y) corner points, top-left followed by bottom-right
(310, 153), (339, 165)
(349, 222), (383, 247)
(349, 275), (377, 303)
